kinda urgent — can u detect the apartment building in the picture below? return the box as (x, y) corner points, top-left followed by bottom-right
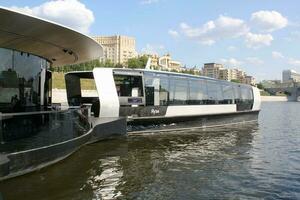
(202, 63), (224, 79)
(282, 69), (300, 83)
(93, 35), (137, 64)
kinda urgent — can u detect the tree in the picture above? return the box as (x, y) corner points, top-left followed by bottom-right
(231, 79), (241, 83)
(127, 55), (148, 69)
(256, 83), (264, 90)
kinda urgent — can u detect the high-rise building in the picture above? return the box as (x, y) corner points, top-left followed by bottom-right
(202, 63), (224, 79)
(219, 68), (233, 81)
(282, 69), (300, 82)
(93, 35), (137, 64)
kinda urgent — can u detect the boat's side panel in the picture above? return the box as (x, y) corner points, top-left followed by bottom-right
(165, 104), (237, 117)
(252, 86), (261, 111)
(93, 68), (120, 117)
(128, 110), (259, 133)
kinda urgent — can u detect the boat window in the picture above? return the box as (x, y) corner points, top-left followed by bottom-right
(0, 48), (51, 113)
(222, 84), (235, 104)
(240, 86), (254, 110)
(80, 79), (98, 97)
(169, 76), (189, 105)
(188, 79), (208, 105)
(159, 75), (169, 106)
(144, 73), (156, 106)
(114, 75), (144, 97)
(234, 85), (254, 111)
(144, 72), (170, 106)
(206, 80), (224, 104)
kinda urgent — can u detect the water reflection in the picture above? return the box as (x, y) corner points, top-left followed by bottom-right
(0, 123), (258, 200)
(87, 156), (123, 200)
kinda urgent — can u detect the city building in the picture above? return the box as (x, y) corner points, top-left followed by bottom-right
(244, 75), (256, 85)
(202, 63), (224, 79)
(282, 69), (300, 83)
(219, 68), (233, 81)
(235, 68), (246, 83)
(143, 53), (182, 71)
(202, 63), (255, 85)
(158, 54), (181, 71)
(93, 35), (137, 65)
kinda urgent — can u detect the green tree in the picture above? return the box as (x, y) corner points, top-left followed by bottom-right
(127, 55), (148, 69)
(256, 83), (264, 90)
(231, 79), (241, 83)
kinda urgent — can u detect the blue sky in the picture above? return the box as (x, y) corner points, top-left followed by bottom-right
(1, 0), (300, 80)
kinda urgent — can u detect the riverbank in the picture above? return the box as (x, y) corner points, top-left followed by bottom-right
(261, 96), (288, 102)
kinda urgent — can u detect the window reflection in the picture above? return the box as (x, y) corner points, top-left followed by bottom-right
(0, 48), (51, 113)
(144, 72), (254, 110)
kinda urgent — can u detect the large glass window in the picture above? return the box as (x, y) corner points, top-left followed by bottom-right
(206, 80), (224, 104)
(158, 75), (169, 106)
(188, 79), (208, 105)
(0, 48), (51, 113)
(114, 75), (144, 97)
(222, 84), (235, 104)
(169, 76), (189, 105)
(234, 84), (254, 111)
(144, 72), (170, 106)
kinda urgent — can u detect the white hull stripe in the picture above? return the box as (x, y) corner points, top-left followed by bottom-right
(165, 104), (237, 117)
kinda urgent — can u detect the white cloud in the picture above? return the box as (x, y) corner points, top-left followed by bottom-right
(10, 0), (94, 34)
(141, 44), (165, 55)
(168, 29), (179, 38)
(245, 57), (264, 65)
(288, 58), (300, 66)
(180, 15), (249, 45)
(245, 32), (273, 49)
(272, 51), (284, 59)
(220, 58), (243, 67)
(227, 46), (237, 51)
(140, 0), (159, 5)
(251, 10), (288, 32)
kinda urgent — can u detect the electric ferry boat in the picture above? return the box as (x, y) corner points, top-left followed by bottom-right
(65, 68), (261, 132)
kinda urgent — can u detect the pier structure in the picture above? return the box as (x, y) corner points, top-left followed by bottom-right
(0, 7), (126, 181)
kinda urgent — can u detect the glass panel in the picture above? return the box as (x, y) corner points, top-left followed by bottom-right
(144, 73), (156, 106)
(222, 84), (235, 104)
(235, 85), (254, 111)
(169, 76), (188, 105)
(159, 75), (169, 106)
(206, 80), (224, 104)
(0, 48), (51, 113)
(114, 75), (143, 97)
(188, 79), (208, 105)
(0, 48), (13, 71)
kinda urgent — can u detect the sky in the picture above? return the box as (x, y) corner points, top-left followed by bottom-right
(1, 0), (300, 80)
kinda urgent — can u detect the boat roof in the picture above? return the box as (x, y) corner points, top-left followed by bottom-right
(66, 68), (252, 87)
(0, 7), (103, 67)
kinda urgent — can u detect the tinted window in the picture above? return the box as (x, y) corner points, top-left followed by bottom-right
(0, 48), (51, 113)
(144, 72), (169, 106)
(206, 80), (224, 104)
(188, 79), (208, 105)
(235, 85), (254, 111)
(222, 84), (235, 104)
(114, 75), (143, 97)
(158, 75), (169, 106)
(169, 76), (188, 105)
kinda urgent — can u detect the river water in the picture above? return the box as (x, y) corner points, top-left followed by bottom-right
(1, 102), (300, 199)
